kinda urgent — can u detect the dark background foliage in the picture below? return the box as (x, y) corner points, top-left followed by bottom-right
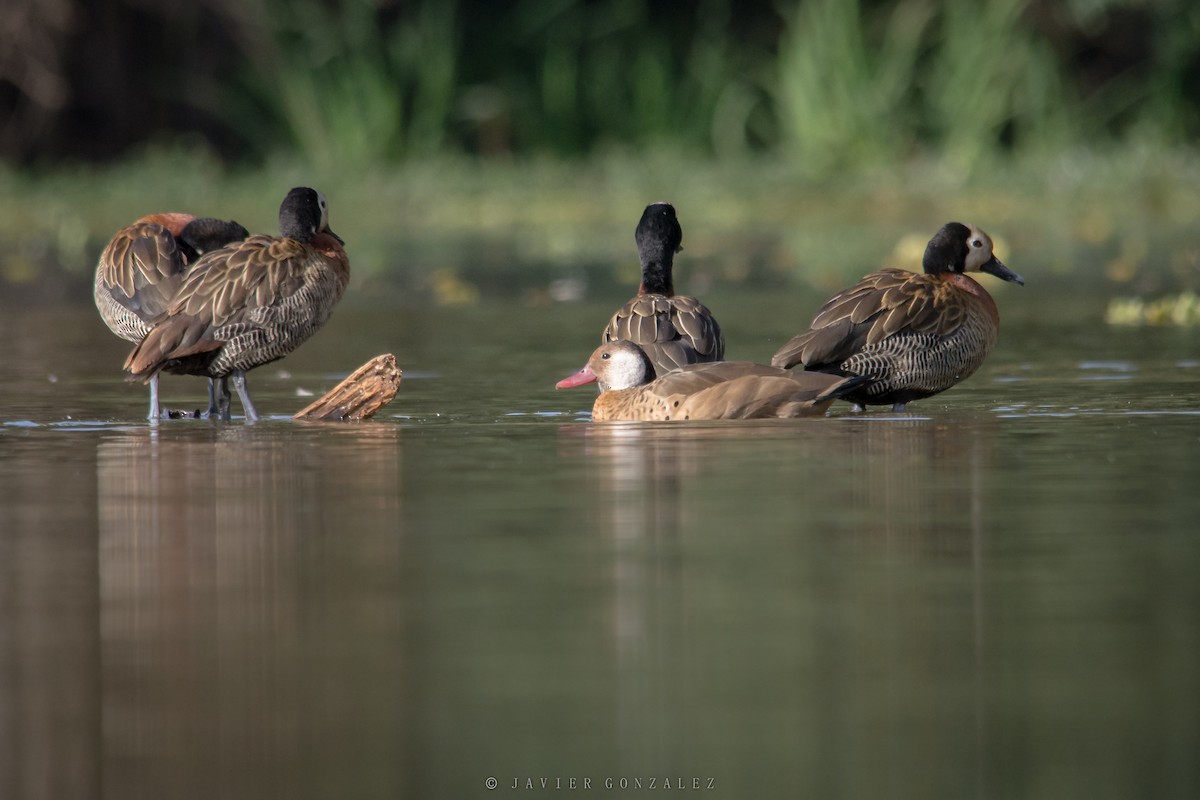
(3, 0), (1197, 168)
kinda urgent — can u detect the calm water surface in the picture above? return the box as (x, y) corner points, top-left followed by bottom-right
(1, 284), (1198, 799)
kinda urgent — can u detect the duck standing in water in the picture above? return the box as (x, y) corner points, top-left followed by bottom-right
(771, 222), (1024, 411)
(557, 340), (866, 421)
(124, 187), (350, 422)
(95, 213), (249, 419)
(601, 202), (724, 380)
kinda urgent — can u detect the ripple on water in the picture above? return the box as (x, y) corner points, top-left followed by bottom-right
(1078, 360), (1136, 372)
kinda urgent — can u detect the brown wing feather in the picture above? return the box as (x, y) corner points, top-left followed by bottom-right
(670, 296), (723, 358)
(673, 376), (810, 419)
(99, 221), (187, 320)
(772, 269), (961, 370)
(604, 295), (658, 343)
(121, 312), (218, 377)
(100, 221), (185, 292)
(645, 362), (853, 419)
(648, 361), (785, 397)
(602, 293), (724, 376)
(125, 235), (313, 378)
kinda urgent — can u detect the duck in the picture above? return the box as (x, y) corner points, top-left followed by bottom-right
(123, 187), (350, 422)
(94, 213), (249, 419)
(556, 340), (867, 421)
(600, 202), (724, 380)
(770, 222), (1025, 412)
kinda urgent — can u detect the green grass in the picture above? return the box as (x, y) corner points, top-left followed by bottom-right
(210, 0), (1200, 176)
(772, 0), (1100, 174)
(10, 0), (1200, 172)
(231, 0), (460, 171)
(120, 0), (1192, 175)
(775, 0), (934, 170)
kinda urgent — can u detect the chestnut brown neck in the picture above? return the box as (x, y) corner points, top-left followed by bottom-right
(139, 213), (195, 237)
(312, 232), (351, 288)
(943, 272), (999, 325)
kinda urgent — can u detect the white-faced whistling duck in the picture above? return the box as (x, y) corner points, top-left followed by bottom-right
(95, 213), (248, 419)
(123, 188), (350, 422)
(771, 221), (1025, 412)
(600, 202), (724, 381)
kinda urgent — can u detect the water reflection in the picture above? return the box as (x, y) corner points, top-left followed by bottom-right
(557, 424), (705, 774)
(562, 424), (705, 541)
(1, 291), (1198, 798)
(96, 425), (405, 799)
(0, 436), (100, 800)
(555, 417), (1001, 794)
(563, 415), (999, 551)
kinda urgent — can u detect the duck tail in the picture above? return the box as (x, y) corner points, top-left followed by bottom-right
(814, 374), (874, 405)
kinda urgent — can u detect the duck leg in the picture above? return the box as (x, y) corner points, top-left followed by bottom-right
(212, 377), (232, 421)
(203, 377), (228, 419)
(891, 402), (908, 412)
(230, 370), (260, 422)
(149, 375), (207, 420)
(147, 375), (163, 420)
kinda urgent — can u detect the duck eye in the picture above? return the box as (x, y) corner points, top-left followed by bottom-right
(972, 239), (982, 248)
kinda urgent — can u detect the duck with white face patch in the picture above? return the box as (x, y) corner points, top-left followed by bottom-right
(94, 212), (248, 419)
(771, 221), (1025, 412)
(599, 202), (724, 381)
(123, 187), (351, 422)
(557, 339), (868, 422)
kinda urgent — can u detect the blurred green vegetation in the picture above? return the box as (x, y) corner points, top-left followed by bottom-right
(3, 145), (1199, 307)
(6, 0), (1200, 166)
(2, 0), (1200, 301)
(1107, 292), (1200, 327)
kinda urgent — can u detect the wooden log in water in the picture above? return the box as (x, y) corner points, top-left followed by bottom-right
(292, 354), (402, 421)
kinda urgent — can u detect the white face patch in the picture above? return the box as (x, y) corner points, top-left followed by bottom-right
(963, 225), (994, 272)
(316, 191), (331, 231)
(595, 342), (652, 391)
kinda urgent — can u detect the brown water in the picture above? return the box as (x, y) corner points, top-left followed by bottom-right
(1, 283), (1198, 799)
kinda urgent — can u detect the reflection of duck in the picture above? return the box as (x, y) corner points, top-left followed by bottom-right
(94, 214), (248, 419)
(601, 202), (723, 379)
(772, 222), (1024, 411)
(557, 340), (866, 421)
(124, 188), (350, 422)
(95, 424), (404, 794)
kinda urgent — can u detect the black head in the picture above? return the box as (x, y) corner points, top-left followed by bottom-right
(635, 202), (683, 294)
(636, 202), (683, 258)
(177, 218), (250, 262)
(278, 187), (342, 243)
(923, 222), (1024, 285)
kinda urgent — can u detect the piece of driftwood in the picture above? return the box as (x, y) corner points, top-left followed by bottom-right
(293, 354), (402, 421)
